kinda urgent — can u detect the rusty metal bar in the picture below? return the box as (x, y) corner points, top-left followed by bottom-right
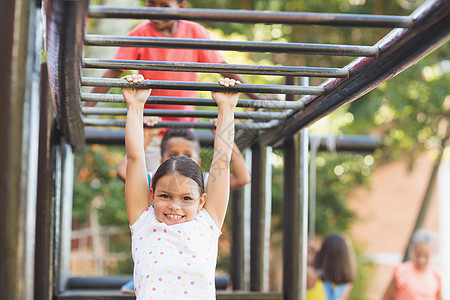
(81, 93), (305, 109)
(83, 58), (349, 78)
(84, 35), (379, 57)
(46, 0), (88, 153)
(82, 118), (278, 130)
(35, 64), (57, 300)
(88, 6), (413, 28)
(81, 77), (325, 95)
(82, 107), (291, 120)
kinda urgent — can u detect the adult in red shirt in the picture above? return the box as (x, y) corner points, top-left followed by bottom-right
(87, 0), (261, 110)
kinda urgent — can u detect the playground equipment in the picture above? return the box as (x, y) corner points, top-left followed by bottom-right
(0, 0), (448, 299)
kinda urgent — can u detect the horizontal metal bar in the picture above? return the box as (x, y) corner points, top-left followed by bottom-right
(82, 107), (291, 120)
(81, 93), (305, 109)
(84, 128), (216, 147)
(312, 135), (379, 152)
(88, 6), (413, 28)
(85, 128), (379, 152)
(81, 77), (325, 95)
(83, 118), (279, 130)
(83, 58), (349, 78)
(84, 35), (379, 57)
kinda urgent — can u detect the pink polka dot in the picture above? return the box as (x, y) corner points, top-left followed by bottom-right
(160, 252), (164, 255)
(154, 261), (158, 264)
(139, 237), (143, 240)
(190, 281), (195, 285)
(149, 251), (152, 255)
(187, 237), (190, 240)
(177, 276), (182, 280)
(210, 225), (213, 230)
(137, 261), (140, 264)
(152, 287), (156, 291)
(184, 291), (188, 294)
(192, 255), (196, 258)
(178, 230), (181, 233)
(187, 263), (191, 266)
(134, 248), (137, 251)
(164, 229), (167, 233)
(146, 275), (149, 278)
(153, 229), (156, 232)
(158, 277), (163, 281)
(157, 238), (161, 241)
(179, 251), (183, 254)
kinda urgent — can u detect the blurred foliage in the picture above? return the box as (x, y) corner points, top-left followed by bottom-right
(73, 145), (127, 227)
(271, 150), (374, 235)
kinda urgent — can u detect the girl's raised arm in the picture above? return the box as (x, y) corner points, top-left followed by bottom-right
(123, 74), (152, 225)
(205, 78), (240, 229)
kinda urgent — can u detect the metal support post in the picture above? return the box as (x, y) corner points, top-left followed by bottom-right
(231, 189), (245, 290)
(250, 143), (266, 291)
(0, 0), (42, 299)
(35, 65), (57, 300)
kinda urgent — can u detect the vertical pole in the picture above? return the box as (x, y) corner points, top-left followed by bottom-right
(231, 188), (245, 290)
(299, 77), (310, 300)
(283, 76), (309, 300)
(243, 149), (252, 290)
(263, 146), (273, 292)
(35, 65), (56, 300)
(0, 0), (42, 299)
(53, 142), (75, 293)
(283, 133), (301, 300)
(309, 136), (321, 240)
(250, 143), (266, 291)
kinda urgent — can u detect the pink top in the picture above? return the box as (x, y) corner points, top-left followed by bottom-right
(393, 261), (441, 300)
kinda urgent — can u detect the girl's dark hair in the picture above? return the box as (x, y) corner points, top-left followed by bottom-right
(160, 129), (200, 157)
(314, 234), (356, 284)
(151, 156), (205, 195)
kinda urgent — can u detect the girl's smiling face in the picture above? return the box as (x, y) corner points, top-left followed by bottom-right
(151, 172), (206, 225)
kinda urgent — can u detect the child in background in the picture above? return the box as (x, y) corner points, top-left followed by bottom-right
(307, 234), (356, 300)
(122, 74), (239, 299)
(116, 124), (251, 191)
(382, 229), (442, 300)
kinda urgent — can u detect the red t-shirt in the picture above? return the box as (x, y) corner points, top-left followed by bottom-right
(114, 20), (225, 122)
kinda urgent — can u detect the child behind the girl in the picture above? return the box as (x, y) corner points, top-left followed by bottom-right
(123, 74), (239, 299)
(382, 229), (442, 300)
(307, 234), (356, 300)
